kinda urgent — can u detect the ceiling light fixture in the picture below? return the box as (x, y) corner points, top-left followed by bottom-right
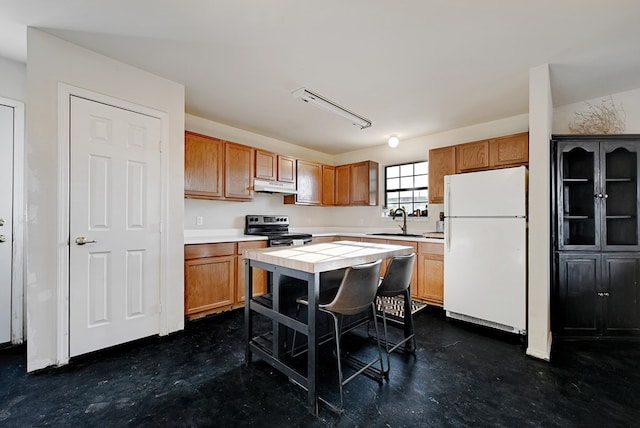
(292, 88), (372, 129)
(388, 136), (399, 148)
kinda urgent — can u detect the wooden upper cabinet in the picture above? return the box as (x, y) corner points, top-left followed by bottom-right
(335, 164), (351, 205)
(489, 132), (529, 167)
(350, 161), (378, 206)
(293, 159), (322, 205)
(255, 150), (296, 185)
(254, 149), (276, 181)
(277, 155), (296, 183)
(335, 161), (378, 206)
(185, 131), (224, 199)
(322, 165), (335, 206)
(224, 142), (254, 200)
(456, 139), (489, 173)
(428, 146), (456, 204)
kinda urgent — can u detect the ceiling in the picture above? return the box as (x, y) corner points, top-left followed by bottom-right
(2, 1), (640, 154)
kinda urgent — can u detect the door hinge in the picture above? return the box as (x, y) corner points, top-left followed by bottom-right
(158, 303), (162, 313)
(159, 140), (163, 153)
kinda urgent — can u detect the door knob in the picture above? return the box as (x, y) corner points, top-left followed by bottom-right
(75, 236), (97, 245)
(0, 235), (6, 243)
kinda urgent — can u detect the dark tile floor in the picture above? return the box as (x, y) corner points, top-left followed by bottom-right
(1, 306), (639, 427)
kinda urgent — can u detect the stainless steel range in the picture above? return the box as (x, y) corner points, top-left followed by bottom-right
(244, 215), (312, 247)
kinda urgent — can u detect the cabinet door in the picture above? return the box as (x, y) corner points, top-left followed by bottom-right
(602, 254), (640, 336)
(456, 140), (489, 173)
(335, 165), (350, 205)
(601, 141), (640, 250)
(428, 146), (456, 204)
(350, 161), (378, 206)
(184, 131), (224, 199)
(255, 149), (276, 181)
(557, 141), (600, 250)
(489, 132), (529, 167)
(277, 155), (296, 183)
(322, 165), (335, 206)
(295, 159), (322, 205)
(225, 142), (254, 200)
(417, 242), (444, 305)
(236, 241), (268, 304)
(184, 255), (236, 316)
(556, 253), (601, 336)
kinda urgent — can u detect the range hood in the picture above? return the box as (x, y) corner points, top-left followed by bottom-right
(253, 178), (297, 194)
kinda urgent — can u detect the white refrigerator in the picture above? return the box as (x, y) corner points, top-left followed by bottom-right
(443, 166), (527, 334)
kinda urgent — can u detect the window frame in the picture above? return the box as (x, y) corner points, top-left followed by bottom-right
(383, 160), (429, 217)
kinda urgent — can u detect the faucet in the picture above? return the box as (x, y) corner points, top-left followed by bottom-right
(392, 207), (408, 235)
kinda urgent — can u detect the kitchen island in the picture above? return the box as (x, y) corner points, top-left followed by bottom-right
(243, 240), (414, 415)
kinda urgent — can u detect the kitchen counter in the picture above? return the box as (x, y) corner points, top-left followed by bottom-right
(185, 228), (444, 245)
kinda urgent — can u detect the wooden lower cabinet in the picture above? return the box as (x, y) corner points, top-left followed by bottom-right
(311, 236), (337, 244)
(417, 242), (444, 306)
(236, 241), (268, 305)
(184, 243), (236, 318)
(185, 240), (268, 320)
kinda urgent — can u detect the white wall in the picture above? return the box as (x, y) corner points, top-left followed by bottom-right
(553, 87), (640, 133)
(185, 113), (530, 233)
(26, 29), (185, 372)
(527, 64), (553, 361)
(0, 56), (26, 102)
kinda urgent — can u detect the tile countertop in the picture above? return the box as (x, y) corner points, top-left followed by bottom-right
(184, 228), (444, 245)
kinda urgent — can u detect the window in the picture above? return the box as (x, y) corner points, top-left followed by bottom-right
(384, 161), (429, 216)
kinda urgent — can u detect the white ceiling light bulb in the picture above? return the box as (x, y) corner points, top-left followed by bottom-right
(388, 136), (399, 148)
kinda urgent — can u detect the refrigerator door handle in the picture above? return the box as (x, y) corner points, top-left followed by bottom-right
(445, 217), (451, 252)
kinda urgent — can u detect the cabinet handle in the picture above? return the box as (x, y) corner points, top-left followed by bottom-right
(597, 292), (610, 297)
(594, 193), (603, 198)
(603, 193), (609, 199)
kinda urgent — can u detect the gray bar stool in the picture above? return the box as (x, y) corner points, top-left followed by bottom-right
(375, 252), (417, 375)
(294, 259), (384, 413)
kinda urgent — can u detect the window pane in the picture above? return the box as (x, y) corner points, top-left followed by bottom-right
(415, 189), (428, 205)
(415, 161), (429, 175)
(387, 165), (400, 178)
(415, 174), (428, 188)
(387, 177), (400, 190)
(386, 191), (400, 206)
(400, 164), (413, 177)
(400, 176), (413, 188)
(399, 190), (412, 205)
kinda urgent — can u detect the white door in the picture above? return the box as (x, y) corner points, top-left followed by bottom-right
(69, 96), (162, 357)
(0, 103), (14, 344)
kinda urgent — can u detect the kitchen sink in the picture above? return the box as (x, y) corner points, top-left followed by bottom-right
(368, 232), (425, 238)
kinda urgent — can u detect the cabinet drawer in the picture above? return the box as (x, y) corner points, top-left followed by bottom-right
(185, 242), (236, 259)
(419, 242), (444, 255)
(237, 240), (267, 254)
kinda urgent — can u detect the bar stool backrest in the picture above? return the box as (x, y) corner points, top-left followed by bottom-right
(321, 259), (382, 316)
(378, 253), (416, 297)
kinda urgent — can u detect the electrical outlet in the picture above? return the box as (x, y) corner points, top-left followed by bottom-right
(196, 216), (203, 226)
